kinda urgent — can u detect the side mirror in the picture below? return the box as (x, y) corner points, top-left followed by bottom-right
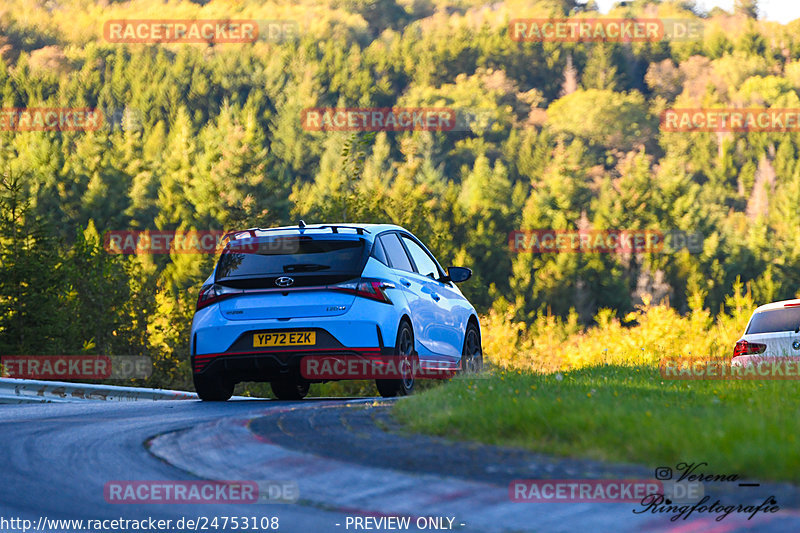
(444, 266), (471, 283)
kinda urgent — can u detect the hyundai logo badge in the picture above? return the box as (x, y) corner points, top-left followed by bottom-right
(275, 276), (295, 287)
(793, 340), (800, 351)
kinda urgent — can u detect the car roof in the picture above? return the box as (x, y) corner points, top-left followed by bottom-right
(753, 299), (800, 313)
(224, 223), (409, 242)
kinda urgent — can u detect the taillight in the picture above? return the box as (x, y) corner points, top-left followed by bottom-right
(196, 284), (243, 311)
(332, 278), (394, 304)
(733, 340), (767, 358)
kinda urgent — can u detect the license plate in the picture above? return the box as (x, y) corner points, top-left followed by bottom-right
(254, 331), (316, 348)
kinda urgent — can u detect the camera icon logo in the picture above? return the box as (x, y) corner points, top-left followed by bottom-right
(655, 467), (673, 480)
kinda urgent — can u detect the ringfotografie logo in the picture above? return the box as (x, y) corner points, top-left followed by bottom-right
(635, 463), (778, 522)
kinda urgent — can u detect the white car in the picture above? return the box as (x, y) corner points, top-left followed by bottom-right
(733, 299), (800, 364)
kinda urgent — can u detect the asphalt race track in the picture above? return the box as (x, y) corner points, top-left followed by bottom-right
(1, 398), (799, 533)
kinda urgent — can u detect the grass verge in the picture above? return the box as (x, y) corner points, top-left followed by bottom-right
(392, 366), (800, 483)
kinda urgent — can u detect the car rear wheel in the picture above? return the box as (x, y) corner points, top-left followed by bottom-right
(376, 320), (416, 398)
(461, 323), (482, 374)
(271, 379), (310, 400)
(193, 373), (234, 401)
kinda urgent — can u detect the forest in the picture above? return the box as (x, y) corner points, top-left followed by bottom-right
(0, 0), (796, 387)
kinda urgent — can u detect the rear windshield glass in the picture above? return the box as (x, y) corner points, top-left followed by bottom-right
(746, 307), (800, 334)
(215, 237), (367, 281)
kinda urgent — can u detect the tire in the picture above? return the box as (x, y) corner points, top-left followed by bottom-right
(376, 320), (416, 398)
(193, 372), (234, 401)
(460, 322), (483, 375)
(270, 379), (310, 400)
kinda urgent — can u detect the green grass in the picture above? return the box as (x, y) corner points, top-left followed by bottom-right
(392, 366), (800, 483)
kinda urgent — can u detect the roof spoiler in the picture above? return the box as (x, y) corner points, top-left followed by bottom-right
(222, 223), (370, 243)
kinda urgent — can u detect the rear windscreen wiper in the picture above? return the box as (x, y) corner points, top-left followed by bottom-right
(282, 263), (331, 272)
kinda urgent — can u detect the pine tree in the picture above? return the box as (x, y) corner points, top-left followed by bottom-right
(0, 167), (70, 354)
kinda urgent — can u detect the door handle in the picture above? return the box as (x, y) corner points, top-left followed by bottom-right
(431, 293), (440, 301)
(399, 278), (411, 287)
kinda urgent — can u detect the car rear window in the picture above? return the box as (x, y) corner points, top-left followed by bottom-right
(214, 236), (367, 285)
(746, 307), (800, 334)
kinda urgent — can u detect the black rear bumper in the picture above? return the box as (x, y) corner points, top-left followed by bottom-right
(192, 326), (393, 382)
(193, 347), (399, 382)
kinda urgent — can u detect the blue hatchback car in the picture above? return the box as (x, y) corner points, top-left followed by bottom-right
(190, 222), (482, 401)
